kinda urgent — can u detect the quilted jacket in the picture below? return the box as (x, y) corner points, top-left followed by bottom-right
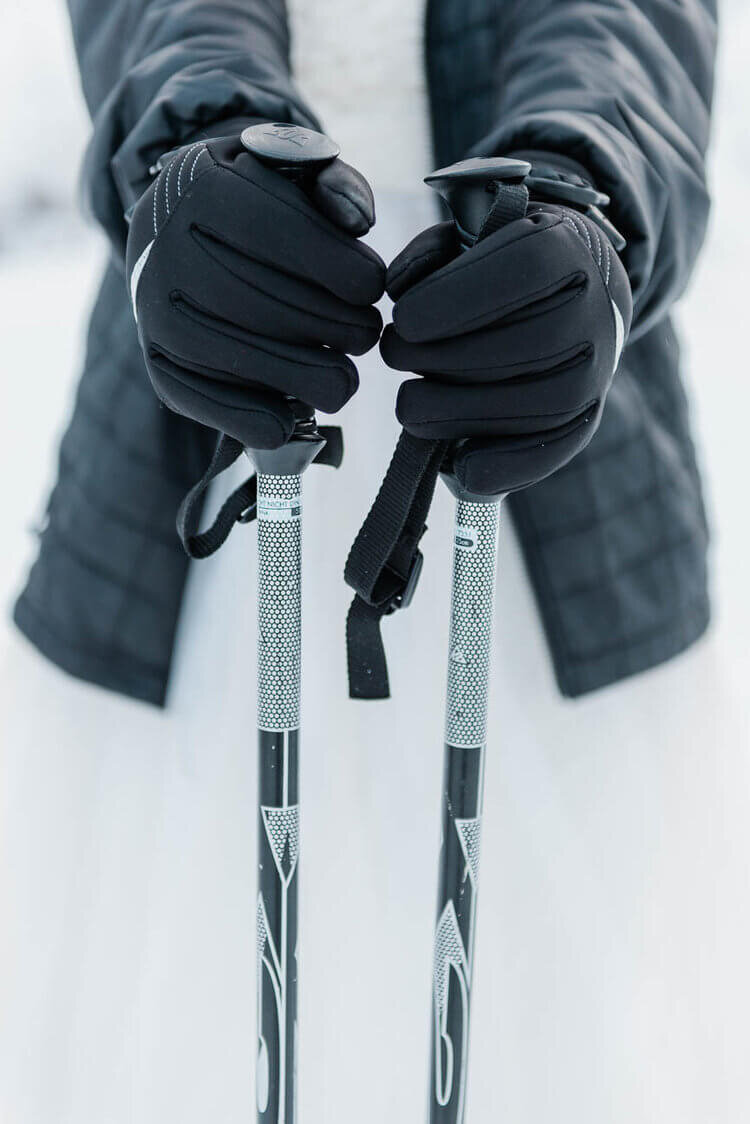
(14, 0), (717, 704)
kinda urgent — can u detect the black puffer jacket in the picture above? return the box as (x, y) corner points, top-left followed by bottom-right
(14, 0), (716, 704)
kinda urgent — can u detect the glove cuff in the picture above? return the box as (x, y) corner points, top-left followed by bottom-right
(144, 116), (268, 182)
(505, 149), (599, 192)
(506, 149), (626, 253)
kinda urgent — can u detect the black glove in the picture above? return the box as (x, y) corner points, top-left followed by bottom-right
(125, 130), (386, 449)
(380, 201), (632, 494)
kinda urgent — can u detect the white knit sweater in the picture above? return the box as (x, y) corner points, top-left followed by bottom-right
(287, 0), (431, 190)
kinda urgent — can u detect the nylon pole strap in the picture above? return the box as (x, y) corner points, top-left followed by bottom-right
(344, 179), (529, 700)
(178, 427), (343, 559)
(345, 432), (449, 698)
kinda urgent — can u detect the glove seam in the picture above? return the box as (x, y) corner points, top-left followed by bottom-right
(559, 209), (618, 293)
(402, 397), (598, 427)
(399, 343), (591, 378)
(396, 214), (567, 315)
(315, 179), (370, 230)
(166, 303), (355, 384)
(454, 411), (598, 466)
(148, 349), (290, 439)
(186, 231), (377, 332)
(151, 146), (218, 243)
(558, 209), (623, 361)
(218, 156), (381, 275)
(387, 244), (454, 293)
(398, 263), (587, 341)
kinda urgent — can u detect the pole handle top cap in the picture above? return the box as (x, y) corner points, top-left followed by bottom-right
(425, 157), (531, 245)
(241, 123), (340, 176)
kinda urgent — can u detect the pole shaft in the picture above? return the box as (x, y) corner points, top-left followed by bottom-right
(429, 496), (501, 1124)
(256, 471), (303, 1124)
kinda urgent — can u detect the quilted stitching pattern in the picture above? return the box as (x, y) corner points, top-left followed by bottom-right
(14, 262), (215, 705)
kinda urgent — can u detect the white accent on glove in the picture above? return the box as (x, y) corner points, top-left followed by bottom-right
(129, 239), (154, 323)
(612, 299), (625, 373)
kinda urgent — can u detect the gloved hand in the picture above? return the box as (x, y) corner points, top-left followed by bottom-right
(380, 201), (633, 494)
(125, 129), (386, 449)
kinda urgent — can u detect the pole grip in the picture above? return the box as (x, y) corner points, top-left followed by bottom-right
(425, 157), (531, 498)
(241, 123), (343, 463)
(425, 156), (530, 247)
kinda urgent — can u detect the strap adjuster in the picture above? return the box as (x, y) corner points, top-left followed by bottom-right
(385, 549), (424, 615)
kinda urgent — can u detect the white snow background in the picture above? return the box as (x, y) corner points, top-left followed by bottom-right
(0, 4), (748, 1124)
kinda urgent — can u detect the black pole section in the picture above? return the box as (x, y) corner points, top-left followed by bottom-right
(256, 728), (299, 1124)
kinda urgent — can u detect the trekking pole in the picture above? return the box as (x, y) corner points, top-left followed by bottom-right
(422, 158), (533, 1124)
(249, 414), (322, 1124)
(239, 124), (342, 1124)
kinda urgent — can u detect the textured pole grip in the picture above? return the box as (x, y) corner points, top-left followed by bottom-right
(256, 473), (303, 732)
(444, 498), (502, 749)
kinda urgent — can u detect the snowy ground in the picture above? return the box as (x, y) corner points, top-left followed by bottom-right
(1, 4), (749, 1124)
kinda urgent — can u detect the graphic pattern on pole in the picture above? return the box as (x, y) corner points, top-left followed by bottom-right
(262, 805), (300, 886)
(455, 817), (482, 891)
(257, 731), (299, 1124)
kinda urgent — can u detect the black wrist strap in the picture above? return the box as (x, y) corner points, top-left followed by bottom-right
(177, 434), (254, 559)
(178, 426), (343, 559)
(345, 179), (530, 700)
(478, 182), (529, 239)
(345, 432), (449, 698)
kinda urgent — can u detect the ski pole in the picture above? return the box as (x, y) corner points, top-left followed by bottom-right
(240, 124), (341, 1124)
(249, 414), (323, 1124)
(422, 159), (532, 1124)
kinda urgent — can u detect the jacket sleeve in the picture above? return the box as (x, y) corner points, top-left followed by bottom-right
(66, 0), (320, 258)
(472, 0), (717, 338)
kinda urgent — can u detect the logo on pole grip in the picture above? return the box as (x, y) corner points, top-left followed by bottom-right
(454, 524), (478, 553)
(258, 494), (302, 522)
(264, 124), (310, 147)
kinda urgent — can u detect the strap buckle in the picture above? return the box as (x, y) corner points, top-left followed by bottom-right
(385, 549), (424, 615)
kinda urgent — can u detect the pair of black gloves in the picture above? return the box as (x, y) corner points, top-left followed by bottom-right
(126, 129), (632, 497)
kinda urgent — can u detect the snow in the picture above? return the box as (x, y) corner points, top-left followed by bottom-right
(0, 4), (749, 1123)
(0, 5), (89, 249)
